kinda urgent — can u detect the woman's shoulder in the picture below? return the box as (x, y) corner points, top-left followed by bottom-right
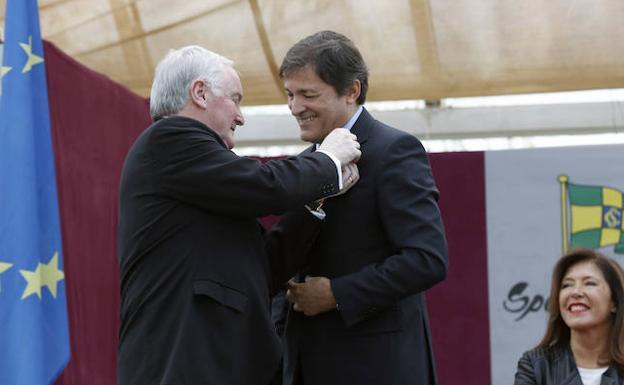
(515, 345), (574, 385)
(520, 344), (568, 364)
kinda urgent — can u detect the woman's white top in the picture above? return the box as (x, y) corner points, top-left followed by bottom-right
(577, 367), (608, 385)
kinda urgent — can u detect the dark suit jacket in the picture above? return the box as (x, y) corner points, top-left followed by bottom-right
(514, 345), (623, 385)
(279, 108), (448, 385)
(117, 116), (341, 385)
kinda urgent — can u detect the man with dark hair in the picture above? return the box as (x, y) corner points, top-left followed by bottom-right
(277, 31), (449, 385)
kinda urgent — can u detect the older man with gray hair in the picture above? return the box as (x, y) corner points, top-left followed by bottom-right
(117, 45), (360, 385)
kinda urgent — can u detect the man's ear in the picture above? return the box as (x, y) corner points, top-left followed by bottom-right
(190, 79), (209, 107)
(346, 79), (361, 104)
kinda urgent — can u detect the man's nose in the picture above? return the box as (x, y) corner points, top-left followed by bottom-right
(236, 109), (245, 126)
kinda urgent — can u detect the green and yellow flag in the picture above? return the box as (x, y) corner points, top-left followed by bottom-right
(559, 175), (624, 254)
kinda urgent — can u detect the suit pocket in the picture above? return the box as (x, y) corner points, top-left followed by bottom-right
(348, 305), (401, 334)
(193, 279), (249, 314)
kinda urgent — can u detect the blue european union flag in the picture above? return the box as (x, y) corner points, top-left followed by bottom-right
(0, 1), (71, 384)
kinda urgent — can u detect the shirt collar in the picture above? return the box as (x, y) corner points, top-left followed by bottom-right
(343, 105), (364, 131)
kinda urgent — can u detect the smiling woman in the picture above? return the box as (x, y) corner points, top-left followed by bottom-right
(559, 261), (614, 334)
(514, 249), (624, 385)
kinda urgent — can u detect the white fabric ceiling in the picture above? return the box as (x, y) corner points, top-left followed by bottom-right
(2, 0), (624, 105)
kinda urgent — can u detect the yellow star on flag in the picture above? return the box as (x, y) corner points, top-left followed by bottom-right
(20, 251), (65, 300)
(1, 66), (11, 79)
(19, 35), (44, 73)
(0, 262), (13, 293)
(0, 66), (11, 96)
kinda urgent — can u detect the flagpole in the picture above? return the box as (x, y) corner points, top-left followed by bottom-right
(559, 175), (569, 254)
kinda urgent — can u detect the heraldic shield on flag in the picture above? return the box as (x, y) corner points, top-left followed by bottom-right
(559, 175), (624, 254)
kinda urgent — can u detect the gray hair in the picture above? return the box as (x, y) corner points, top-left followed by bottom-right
(149, 45), (234, 119)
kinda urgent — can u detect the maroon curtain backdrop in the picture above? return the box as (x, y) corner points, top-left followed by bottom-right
(43, 40), (490, 384)
(44, 41), (151, 385)
(428, 152), (490, 385)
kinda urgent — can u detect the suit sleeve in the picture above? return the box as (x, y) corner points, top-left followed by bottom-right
(149, 127), (339, 217)
(331, 134), (448, 327)
(513, 351), (538, 385)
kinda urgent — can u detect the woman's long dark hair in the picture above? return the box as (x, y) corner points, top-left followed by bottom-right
(537, 248), (624, 374)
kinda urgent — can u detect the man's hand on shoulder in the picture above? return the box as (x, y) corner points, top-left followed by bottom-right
(318, 128), (361, 166)
(286, 276), (337, 316)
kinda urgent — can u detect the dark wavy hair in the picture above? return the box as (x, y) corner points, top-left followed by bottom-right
(279, 30), (369, 105)
(537, 248), (624, 373)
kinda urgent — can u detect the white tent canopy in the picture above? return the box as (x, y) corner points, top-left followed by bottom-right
(2, 0), (624, 104)
(2, 0), (623, 149)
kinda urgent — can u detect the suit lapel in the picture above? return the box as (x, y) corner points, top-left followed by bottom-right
(559, 348), (621, 385)
(350, 107), (373, 145)
(561, 346), (584, 385)
(560, 372), (583, 385)
(600, 367), (620, 385)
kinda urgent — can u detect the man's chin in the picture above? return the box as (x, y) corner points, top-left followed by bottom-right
(224, 137), (235, 149)
(300, 131), (320, 144)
